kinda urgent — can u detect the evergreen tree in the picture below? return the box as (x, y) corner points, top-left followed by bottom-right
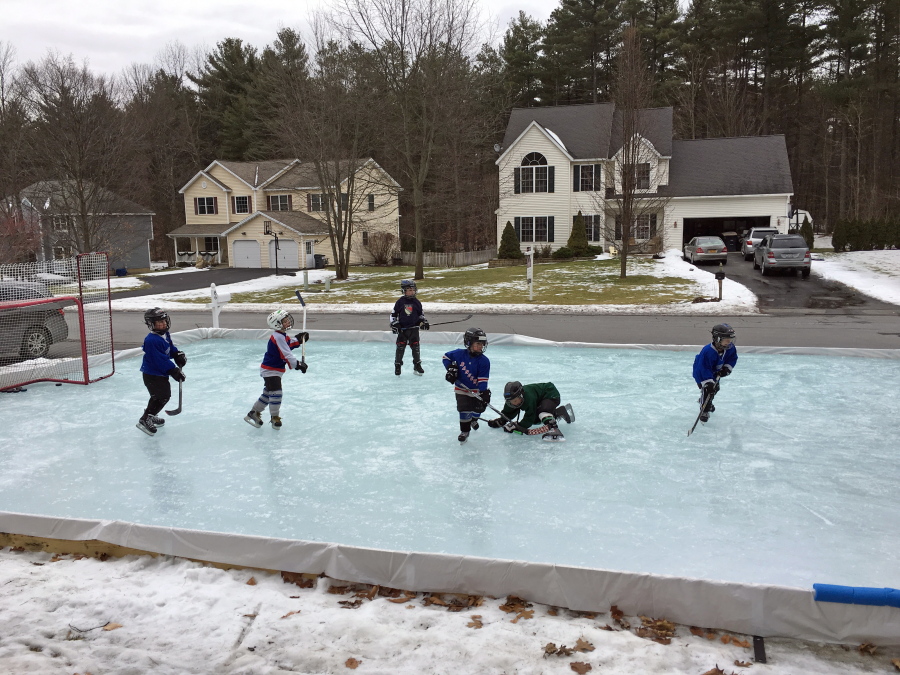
(567, 211), (592, 255)
(498, 221), (525, 259)
(800, 215), (814, 249)
(500, 12), (545, 107)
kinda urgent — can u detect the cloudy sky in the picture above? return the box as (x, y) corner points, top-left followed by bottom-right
(0, 0), (553, 76)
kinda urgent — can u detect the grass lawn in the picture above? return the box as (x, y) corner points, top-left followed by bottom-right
(222, 258), (699, 306)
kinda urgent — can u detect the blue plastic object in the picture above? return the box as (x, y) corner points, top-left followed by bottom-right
(813, 583), (900, 608)
(115, 268), (127, 277)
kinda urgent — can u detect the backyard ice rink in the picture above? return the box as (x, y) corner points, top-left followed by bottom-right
(1, 334), (899, 592)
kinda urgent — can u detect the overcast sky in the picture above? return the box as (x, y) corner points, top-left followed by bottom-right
(0, 0), (553, 76)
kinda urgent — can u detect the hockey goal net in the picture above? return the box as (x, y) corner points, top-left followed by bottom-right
(0, 252), (114, 391)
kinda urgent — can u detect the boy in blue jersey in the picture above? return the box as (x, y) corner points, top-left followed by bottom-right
(692, 323), (737, 424)
(443, 327), (491, 443)
(137, 308), (186, 436)
(244, 309), (310, 430)
(390, 279), (429, 376)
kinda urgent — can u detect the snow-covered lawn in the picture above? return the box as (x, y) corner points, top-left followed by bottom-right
(812, 249), (900, 305)
(1, 547), (893, 675)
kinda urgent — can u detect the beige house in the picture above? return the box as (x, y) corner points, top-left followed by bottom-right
(171, 158), (401, 269)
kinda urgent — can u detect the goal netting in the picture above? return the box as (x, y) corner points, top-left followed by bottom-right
(0, 252), (114, 391)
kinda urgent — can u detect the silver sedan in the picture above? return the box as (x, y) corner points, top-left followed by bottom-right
(683, 236), (728, 265)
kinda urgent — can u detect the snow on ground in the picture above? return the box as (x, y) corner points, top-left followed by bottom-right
(1, 547), (894, 675)
(110, 251), (759, 315)
(811, 249), (900, 305)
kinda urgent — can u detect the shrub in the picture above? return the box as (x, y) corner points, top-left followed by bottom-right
(536, 244), (554, 259)
(364, 231), (398, 265)
(498, 221), (525, 259)
(831, 219), (847, 252)
(552, 246), (575, 259)
(567, 211), (592, 256)
(800, 216), (814, 249)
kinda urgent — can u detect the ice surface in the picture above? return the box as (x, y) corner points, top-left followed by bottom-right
(1, 336), (899, 590)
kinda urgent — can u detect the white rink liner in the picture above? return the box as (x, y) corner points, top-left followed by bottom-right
(2, 328), (899, 647)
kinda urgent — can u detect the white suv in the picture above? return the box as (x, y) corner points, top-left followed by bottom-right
(740, 227), (779, 261)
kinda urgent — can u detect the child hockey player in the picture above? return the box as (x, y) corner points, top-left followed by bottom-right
(486, 381), (574, 441)
(137, 308), (186, 436)
(692, 323), (737, 424)
(244, 309), (310, 430)
(390, 279), (429, 376)
(442, 327), (490, 442)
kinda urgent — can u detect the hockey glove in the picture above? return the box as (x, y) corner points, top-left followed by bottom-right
(487, 418), (503, 429)
(420, 319), (430, 331)
(716, 367), (730, 378)
(473, 398), (487, 414)
(294, 331), (310, 344)
(173, 351), (187, 368)
(481, 388), (491, 404)
(168, 367), (186, 382)
(502, 420), (521, 434)
(701, 381), (717, 400)
(445, 364), (458, 384)
(295, 361), (308, 373)
(390, 321), (400, 334)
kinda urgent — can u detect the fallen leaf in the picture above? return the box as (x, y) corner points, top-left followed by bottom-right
(721, 635), (732, 644)
(339, 599), (363, 609)
(243, 613), (257, 619)
(328, 585), (350, 595)
(571, 662), (592, 674)
(511, 609), (534, 623)
(547, 608), (559, 616)
(690, 626), (705, 637)
(610, 605), (624, 620)
(858, 642), (878, 656)
(280, 610), (300, 619)
(575, 637), (595, 653)
(701, 667), (726, 675)
(345, 657), (360, 669)
(281, 571), (314, 589)
(246, 577), (257, 586)
(544, 643), (559, 657)
(599, 624), (616, 631)
(467, 615), (483, 629)
(102, 623), (123, 631)
(735, 660), (752, 667)
(732, 638), (751, 648)
(891, 657), (900, 670)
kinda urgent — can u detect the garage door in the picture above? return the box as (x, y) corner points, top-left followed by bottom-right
(268, 239), (298, 269)
(233, 240), (261, 268)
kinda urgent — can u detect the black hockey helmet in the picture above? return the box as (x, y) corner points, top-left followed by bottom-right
(400, 279), (417, 294)
(463, 327), (488, 354)
(144, 307), (170, 334)
(504, 381), (524, 408)
(711, 323), (735, 347)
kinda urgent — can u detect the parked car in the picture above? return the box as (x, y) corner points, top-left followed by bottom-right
(0, 281), (69, 360)
(740, 227), (780, 261)
(683, 236), (728, 265)
(753, 234), (811, 277)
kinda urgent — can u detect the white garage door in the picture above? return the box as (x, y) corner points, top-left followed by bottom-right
(233, 240), (261, 268)
(269, 239), (298, 269)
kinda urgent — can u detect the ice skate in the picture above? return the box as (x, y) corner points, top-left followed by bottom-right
(244, 410), (263, 428)
(413, 362), (424, 376)
(470, 418), (479, 431)
(149, 414), (165, 427)
(394, 363), (402, 376)
(270, 415), (282, 430)
(458, 430), (469, 443)
(136, 415), (157, 436)
(708, 403), (715, 413)
(699, 411), (710, 423)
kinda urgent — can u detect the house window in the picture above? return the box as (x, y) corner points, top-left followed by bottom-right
(362, 231), (369, 246)
(52, 215), (73, 231)
(270, 195), (290, 211)
(586, 215), (602, 242)
(52, 246), (70, 259)
(305, 241), (314, 254)
(204, 237), (220, 252)
(634, 214), (657, 239)
(310, 194), (325, 212)
(629, 163), (651, 190)
(196, 197), (216, 215)
(580, 165), (595, 192)
(234, 196), (249, 214)
(368, 194), (375, 211)
(516, 152), (553, 194)
(340, 193), (349, 211)
(519, 216), (550, 243)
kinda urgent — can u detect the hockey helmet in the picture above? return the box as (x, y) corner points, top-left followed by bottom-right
(463, 327), (488, 354)
(144, 307), (170, 334)
(400, 279), (417, 294)
(711, 323), (736, 347)
(267, 309), (294, 331)
(503, 381), (525, 408)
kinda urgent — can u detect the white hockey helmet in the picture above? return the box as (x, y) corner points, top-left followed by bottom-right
(267, 309), (294, 331)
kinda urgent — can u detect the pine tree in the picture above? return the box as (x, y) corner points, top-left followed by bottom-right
(800, 215), (814, 249)
(567, 211), (591, 256)
(498, 221), (525, 259)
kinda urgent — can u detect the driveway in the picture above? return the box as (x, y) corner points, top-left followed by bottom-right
(113, 268), (301, 300)
(703, 252), (899, 314)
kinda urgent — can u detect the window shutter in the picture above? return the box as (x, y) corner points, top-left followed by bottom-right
(287, 195), (293, 211)
(514, 168), (520, 194)
(514, 217), (521, 240)
(231, 196), (235, 213)
(548, 216), (555, 242)
(306, 194), (312, 211)
(548, 166), (555, 193)
(368, 194), (375, 211)
(573, 165), (580, 192)
(615, 217), (622, 240)
(212, 197), (218, 215)
(247, 195), (252, 212)
(193, 198), (198, 215)
(267, 196), (272, 210)
(593, 165), (602, 191)
(650, 214), (657, 238)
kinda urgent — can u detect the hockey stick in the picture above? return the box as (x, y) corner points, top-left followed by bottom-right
(294, 290), (307, 368)
(428, 314), (474, 328)
(165, 381), (182, 416)
(464, 387), (511, 423)
(687, 377), (719, 437)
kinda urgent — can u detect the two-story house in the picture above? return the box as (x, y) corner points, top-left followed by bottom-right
(496, 103), (794, 253)
(172, 158), (401, 269)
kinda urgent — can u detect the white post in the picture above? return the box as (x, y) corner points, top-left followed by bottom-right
(526, 246), (534, 301)
(210, 283), (231, 328)
(304, 269), (309, 292)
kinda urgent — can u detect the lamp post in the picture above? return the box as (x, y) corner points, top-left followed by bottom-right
(264, 221), (280, 276)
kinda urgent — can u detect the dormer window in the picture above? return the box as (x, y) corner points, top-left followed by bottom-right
(514, 153), (555, 194)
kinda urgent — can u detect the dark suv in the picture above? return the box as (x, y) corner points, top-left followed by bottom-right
(0, 281), (70, 359)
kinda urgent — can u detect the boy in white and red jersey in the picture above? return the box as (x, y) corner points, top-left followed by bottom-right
(244, 309), (310, 430)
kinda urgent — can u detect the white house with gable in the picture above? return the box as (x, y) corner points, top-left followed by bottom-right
(496, 103), (794, 254)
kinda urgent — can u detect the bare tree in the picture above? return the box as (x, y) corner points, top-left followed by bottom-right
(333, 0), (483, 280)
(600, 25), (670, 278)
